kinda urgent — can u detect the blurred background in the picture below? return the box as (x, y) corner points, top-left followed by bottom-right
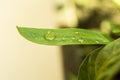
(0, 0), (64, 80)
(1, 0), (120, 80)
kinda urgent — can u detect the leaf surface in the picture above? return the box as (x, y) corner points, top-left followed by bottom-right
(78, 47), (103, 80)
(109, 21), (120, 36)
(78, 38), (120, 80)
(17, 27), (110, 45)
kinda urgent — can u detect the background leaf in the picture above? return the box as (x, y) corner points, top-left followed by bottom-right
(109, 21), (120, 36)
(17, 26), (110, 45)
(78, 38), (120, 80)
(95, 38), (120, 80)
(68, 72), (77, 80)
(78, 47), (103, 80)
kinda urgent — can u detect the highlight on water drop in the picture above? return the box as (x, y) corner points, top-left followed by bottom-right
(72, 37), (76, 40)
(75, 32), (79, 35)
(62, 37), (65, 41)
(78, 39), (84, 43)
(95, 40), (99, 43)
(44, 31), (56, 41)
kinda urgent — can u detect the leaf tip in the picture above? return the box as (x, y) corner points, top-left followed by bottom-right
(16, 25), (20, 31)
(16, 25), (24, 37)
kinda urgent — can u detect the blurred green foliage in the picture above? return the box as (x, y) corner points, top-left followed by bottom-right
(55, 0), (120, 80)
(55, 0), (120, 31)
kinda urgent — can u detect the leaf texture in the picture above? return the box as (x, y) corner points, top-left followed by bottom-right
(78, 38), (120, 80)
(17, 27), (110, 45)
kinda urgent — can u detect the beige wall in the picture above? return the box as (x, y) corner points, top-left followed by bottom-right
(0, 0), (64, 80)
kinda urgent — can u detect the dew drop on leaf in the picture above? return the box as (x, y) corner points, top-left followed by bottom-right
(62, 37), (65, 41)
(96, 40), (99, 43)
(78, 39), (84, 43)
(44, 31), (56, 41)
(75, 32), (79, 34)
(72, 37), (76, 40)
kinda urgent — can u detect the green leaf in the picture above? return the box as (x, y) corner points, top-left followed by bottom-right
(109, 21), (120, 36)
(78, 47), (103, 80)
(78, 38), (120, 80)
(95, 38), (120, 80)
(68, 72), (77, 80)
(17, 26), (110, 45)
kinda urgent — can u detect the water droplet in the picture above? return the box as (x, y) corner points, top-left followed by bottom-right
(75, 32), (79, 34)
(95, 40), (99, 43)
(62, 37), (65, 41)
(74, 32), (80, 41)
(44, 31), (56, 40)
(78, 39), (83, 43)
(72, 37), (76, 40)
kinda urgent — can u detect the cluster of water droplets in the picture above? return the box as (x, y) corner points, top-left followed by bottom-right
(44, 31), (85, 43)
(60, 31), (84, 43)
(43, 30), (101, 44)
(74, 32), (84, 43)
